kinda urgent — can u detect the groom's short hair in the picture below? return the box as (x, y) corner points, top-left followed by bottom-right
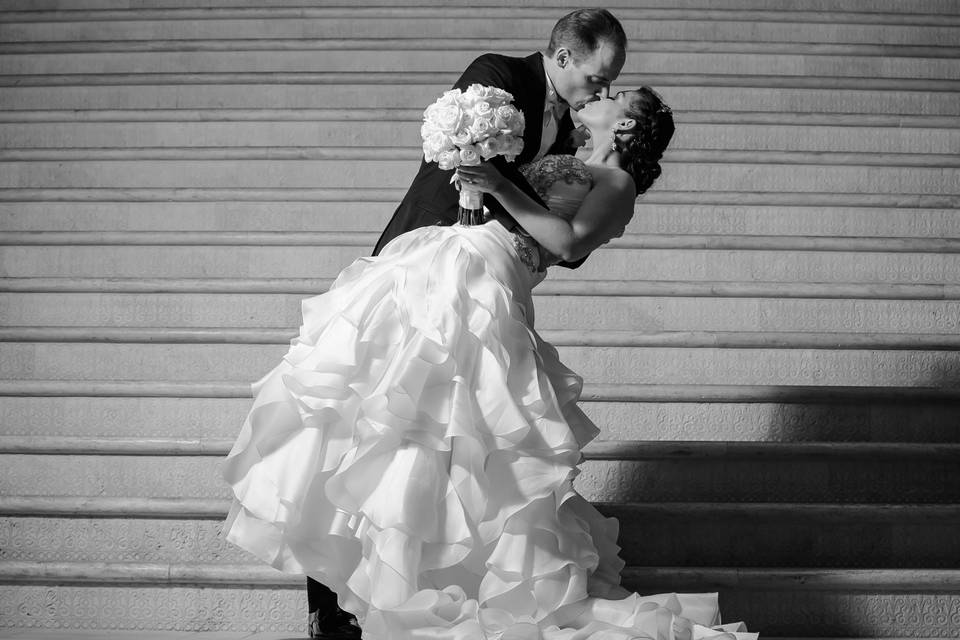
(546, 9), (627, 61)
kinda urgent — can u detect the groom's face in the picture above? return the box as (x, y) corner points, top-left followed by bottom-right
(554, 41), (625, 111)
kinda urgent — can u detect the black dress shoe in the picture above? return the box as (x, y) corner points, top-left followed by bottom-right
(307, 608), (361, 639)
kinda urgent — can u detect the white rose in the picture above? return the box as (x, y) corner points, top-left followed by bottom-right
(476, 136), (502, 160)
(488, 87), (513, 107)
(426, 102), (465, 135)
(466, 83), (494, 100)
(449, 129), (473, 146)
(468, 117), (495, 141)
(458, 144), (481, 166)
(473, 100), (494, 118)
(499, 134), (524, 162)
(436, 149), (460, 170)
(458, 88), (479, 109)
(422, 131), (451, 162)
(493, 104), (519, 130)
(436, 89), (461, 107)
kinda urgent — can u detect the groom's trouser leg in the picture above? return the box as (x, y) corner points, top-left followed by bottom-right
(307, 576), (340, 613)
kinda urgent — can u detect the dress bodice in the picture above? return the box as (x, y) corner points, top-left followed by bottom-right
(519, 154), (594, 221)
(513, 154), (594, 272)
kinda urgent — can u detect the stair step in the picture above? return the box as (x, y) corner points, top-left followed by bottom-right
(5, 245), (960, 284)
(1, 190), (955, 210)
(1, 562), (957, 635)
(2, 0), (958, 11)
(5, 380), (956, 405)
(605, 502), (960, 567)
(5, 278), (959, 301)
(7, 232), (960, 254)
(0, 516), (254, 565)
(2, 107), (956, 126)
(6, 326), (960, 349)
(3, 159), (955, 196)
(3, 148), (958, 169)
(3, 502), (959, 568)
(3, 83), (959, 116)
(3, 120), (958, 154)
(4, 291), (958, 333)
(4, 38), (960, 60)
(4, 560), (959, 591)
(0, 583), (306, 634)
(4, 49), (958, 79)
(3, 202), (959, 239)
(3, 452), (958, 503)
(3, 395), (958, 443)
(3, 72), (958, 93)
(2, 342), (959, 387)
(4, 436), (958, 459)
(580, 458), (960, 502)
(1, 9), (958, 46)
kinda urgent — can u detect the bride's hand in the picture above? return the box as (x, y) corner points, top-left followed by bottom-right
(456, 163), (506, 195)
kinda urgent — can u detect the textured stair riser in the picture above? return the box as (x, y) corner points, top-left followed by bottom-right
(3, 122), (958, 154)
(0, 17), (960, 45)
(4, 203), (960, 239)
(4, 160), (958, 194)
(694, 590), (960, 638)
(1, 583), (958, 637)
(2, 17), (959, 46)
(0, 585), (305, 634)
(4, 294), (958, 334)
(3, 454), (959, 503)
(4, 50), (959, 78)
(6, 245), (960, 283)
(612, 514), (960, 567)
(3, 396), (959, 443)
(3, 342), (960, 387)
(0, 518), (250, 565)
(580, 458), (960, 502)
(5, 514), (960, 568)
(3, 86), (960, 115)
(5, 0), (960, 11)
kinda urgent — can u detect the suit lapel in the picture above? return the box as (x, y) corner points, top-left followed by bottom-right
(517, 52), (546, 164)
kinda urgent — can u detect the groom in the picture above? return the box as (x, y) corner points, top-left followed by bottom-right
(373, 7), (627, 263)
(307, 8), (626, 638)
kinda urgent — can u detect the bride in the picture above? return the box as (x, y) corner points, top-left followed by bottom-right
(222, 88), (755, 640)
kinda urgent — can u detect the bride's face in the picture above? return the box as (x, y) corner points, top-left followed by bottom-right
(576, 97), (627, 132)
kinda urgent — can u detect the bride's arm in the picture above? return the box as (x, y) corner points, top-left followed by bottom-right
(457, 164), (635, 263)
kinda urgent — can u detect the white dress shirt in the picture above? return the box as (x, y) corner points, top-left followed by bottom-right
(535, 65), (566, 161)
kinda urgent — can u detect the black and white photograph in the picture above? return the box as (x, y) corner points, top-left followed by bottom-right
(1, 1), (958, 639)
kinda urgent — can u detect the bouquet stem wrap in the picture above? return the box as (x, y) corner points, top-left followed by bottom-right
(457, 187), (484, 226)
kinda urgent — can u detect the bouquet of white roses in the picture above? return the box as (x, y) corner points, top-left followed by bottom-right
(420, 83), (526, 225)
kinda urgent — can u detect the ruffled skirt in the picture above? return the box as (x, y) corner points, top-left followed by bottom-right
(222, 221), (755, 640)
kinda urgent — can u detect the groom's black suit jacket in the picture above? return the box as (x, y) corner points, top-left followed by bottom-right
(373, 52), (585, 268)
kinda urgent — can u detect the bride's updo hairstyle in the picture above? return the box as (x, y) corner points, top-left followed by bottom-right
(613, 87), (675, 194)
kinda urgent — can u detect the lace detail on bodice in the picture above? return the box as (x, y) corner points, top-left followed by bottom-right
(519, 155), (593, 214)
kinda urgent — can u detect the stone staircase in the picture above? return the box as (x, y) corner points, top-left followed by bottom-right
(1, 0), (959, 637)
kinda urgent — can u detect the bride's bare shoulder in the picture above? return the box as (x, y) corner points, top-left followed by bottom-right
(585, 163), (634, 192)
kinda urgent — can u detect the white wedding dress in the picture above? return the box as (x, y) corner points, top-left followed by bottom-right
(222, 155), (756, 640)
